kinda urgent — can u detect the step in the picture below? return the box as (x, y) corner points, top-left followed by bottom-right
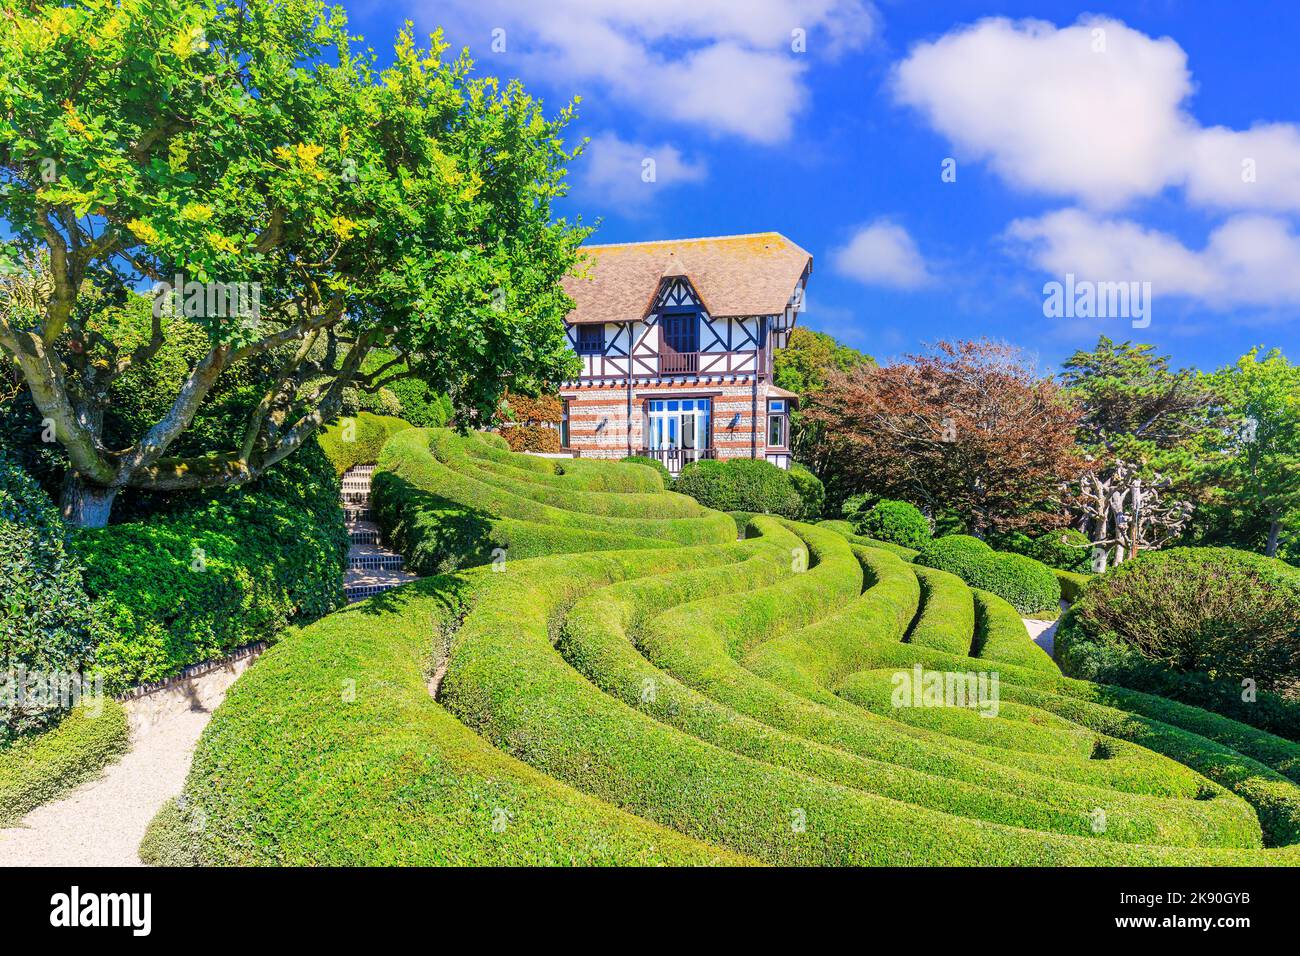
(348, 552), (405, 572)
(349, 527), (381, 545)
(344, 507), (373, 522)
(344, 564), (418, 602)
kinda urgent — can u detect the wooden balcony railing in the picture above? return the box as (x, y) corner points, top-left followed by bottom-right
(637, 446), (715, 473)
(659, 351), (699, 375)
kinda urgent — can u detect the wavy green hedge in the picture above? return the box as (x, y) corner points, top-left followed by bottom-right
(162, 429), (1300, 866)
(318, 412), (412, 476)
(0, 702), (129, 826)
(916, 535), (1061, 615)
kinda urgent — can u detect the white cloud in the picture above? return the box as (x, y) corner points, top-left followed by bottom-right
(833, 219), (931, 288)
(892, 16), (1300, 212)
(577, 132), (708, 212)
(1006, 208), (1300, 308)
(425, 0), (877, 143)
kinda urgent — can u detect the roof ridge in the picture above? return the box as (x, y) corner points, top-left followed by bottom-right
(581, 231), (791, 250)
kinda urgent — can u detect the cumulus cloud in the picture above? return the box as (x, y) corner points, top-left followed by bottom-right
(892, 16), (1300, 212)
(1006, 209), (1300, 308)
(577, 132), (708, 212)
(833, 219), (931, 288)
(424, 0), (877, 143)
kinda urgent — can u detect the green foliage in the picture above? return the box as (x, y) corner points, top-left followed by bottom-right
(673, 458), (805, 519)
(994, 527), (1093, 573)
(317, 412), (412, 476)
(0, 456), (106, 740)
(620, 455), (671, 486)
(371, 428), (731, 574)
(0, 0), (586, 513)
(786, 462), (825, 521)
(163, 411), (1300, 866)
(72, 440), (347, 691)
(0, 701), (129, 825)
(773, 327), (874, 395)
(854, 499), (931, 550)
(1058, 547), (1300, 703)
(915, 535), (1061, 615)
(1054, 568), (1094, 603)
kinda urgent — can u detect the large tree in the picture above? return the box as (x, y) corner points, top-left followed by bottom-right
(1207, 348), (1300, 557)
(1060, 337), (1222, 565)
(804, 340), (1082, 537)
(0, 0), (584, 525)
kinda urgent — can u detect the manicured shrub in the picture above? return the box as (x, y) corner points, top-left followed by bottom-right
(838, 492), (877, 527)
(854, 499), (931, 550)
(73, 440), (347, 692)
(621, 455), (672, 486)
(1057, 547), (1300, 738)
(1054, 568), (1093, 603)
(971, 588), (1057, 672)
(0, 701), (129, 824)
(786, 463), (825, 521)
(317, 411), (412, 475)
(0, 457), (107, 741)
(673, 458), (804, 518)
(916, 534), (1060, 615)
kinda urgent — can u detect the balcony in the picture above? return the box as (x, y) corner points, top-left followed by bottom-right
(659, 351), (699, 375)
(637, 446), (715, 474)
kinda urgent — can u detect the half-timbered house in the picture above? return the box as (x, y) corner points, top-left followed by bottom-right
(558, 233), (811, 473)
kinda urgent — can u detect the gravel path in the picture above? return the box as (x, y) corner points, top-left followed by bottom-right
(0, 654), (258, 867)
(1022, 601), (1068, 658)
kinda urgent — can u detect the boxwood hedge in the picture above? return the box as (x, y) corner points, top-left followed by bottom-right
(916, 535), (1061, 616)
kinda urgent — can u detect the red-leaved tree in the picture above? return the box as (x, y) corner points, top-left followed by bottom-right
(804, 340), (1083, 537)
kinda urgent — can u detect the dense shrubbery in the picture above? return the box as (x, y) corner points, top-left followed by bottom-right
(673, 458), (808, 519)
(317, 412), (412, 476)
(854, 499), (931, 549)
(499, 425), (562, 453)
(1057, 548), (1300, 738)
(995, 527), (1093, 573)
(73, 441), (347, 692)
(915, 534), (1061, 615)
(786, 463), (825, 521)
(0, 458), (106, 741)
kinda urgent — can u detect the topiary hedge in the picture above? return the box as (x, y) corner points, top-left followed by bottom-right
(620, 455), (672, 486)
(915, 534), (1060, 616)
(854, 499), (931, 550)
(317, 412), (412, 476)
(499, 424), (562, 453)
(1, 457), (107, 741)
(786, 463), (825, 521)
(72, 440), (347, 692)
(673, 458), (805, 519)
(1056, 547), (1300, 739)
(995, 527), (1093, 573)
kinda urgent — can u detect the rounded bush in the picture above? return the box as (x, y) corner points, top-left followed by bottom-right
(997, 527), (1093, 573)
(500, 424), (561, 453)
(1059, 547), (1300, 694)
(916, 534), (1060, 615)
(0, 457), (105, 742)
(786, 463), (825, 521)
(854, 499), (931, 550)
(672, 459), (804, 519)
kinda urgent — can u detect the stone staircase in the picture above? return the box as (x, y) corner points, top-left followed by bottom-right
(342, 464), (417, 602)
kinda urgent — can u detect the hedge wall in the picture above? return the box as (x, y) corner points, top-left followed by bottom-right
(916, 535), (1060, 616)
(73, 440), (347, 692)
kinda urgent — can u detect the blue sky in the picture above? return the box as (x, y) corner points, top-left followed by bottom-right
(344, 1), (1300, 373)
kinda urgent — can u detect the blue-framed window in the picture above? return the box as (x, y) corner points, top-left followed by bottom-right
(647, 398), (711, 450)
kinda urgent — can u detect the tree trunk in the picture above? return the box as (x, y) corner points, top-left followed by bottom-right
(60, 473), (120, 529)
(1267, 518), (1282, 558)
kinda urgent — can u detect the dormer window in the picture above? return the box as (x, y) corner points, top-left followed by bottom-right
(575, 324), (604, 355)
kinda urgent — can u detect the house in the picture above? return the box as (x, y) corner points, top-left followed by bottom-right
(558, 232), (811, 473)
